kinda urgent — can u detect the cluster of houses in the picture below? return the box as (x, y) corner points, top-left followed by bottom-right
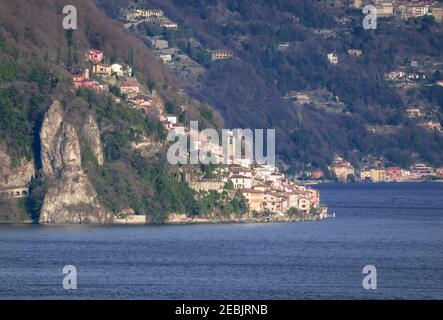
(72, 48), (188, 133)
(383, 63), (443, 89)
(72, 49), (169, 116)
(326, 49), (364, 65)
(384, 70), (428, 82)
(328, 156), (443, 182)
(405, 106), (442, 132)
(120, 8), (180, 65)
(72, 49), (133, 91)
(352, 0), (443, 22)
(122, 8), (178, 28)
(189, 162), (328, 219)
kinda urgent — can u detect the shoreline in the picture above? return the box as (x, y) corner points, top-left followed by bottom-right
(0, 215), (332, 226)
(304, 179), (443, 185)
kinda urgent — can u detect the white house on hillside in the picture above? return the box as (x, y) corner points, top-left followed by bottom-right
(111, 64), (124, 76)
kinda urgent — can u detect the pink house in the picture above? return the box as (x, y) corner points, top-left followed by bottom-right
(162, 121), (173, 130)
(88, 49), (104, 64)
(386, 167), (403, 181)
(312, 169), (324, 180)
(73, 68), (100, 90)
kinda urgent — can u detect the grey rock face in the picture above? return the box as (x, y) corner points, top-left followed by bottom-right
(39, 101), (110, 224)
(82, 114), (104, 166)
(0, 144), (35, 189)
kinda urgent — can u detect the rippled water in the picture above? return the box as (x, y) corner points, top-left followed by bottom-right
(0, 183), (442, 299)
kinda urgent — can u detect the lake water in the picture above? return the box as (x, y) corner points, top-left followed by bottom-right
(0, 183), (442, 299)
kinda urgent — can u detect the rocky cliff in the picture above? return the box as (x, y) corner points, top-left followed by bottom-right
(0, 145), (35, 190)
(38, 101), (110, 224)
(82, 114), (104, 166)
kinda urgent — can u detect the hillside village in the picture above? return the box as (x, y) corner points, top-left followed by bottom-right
(185, 161), (329, 222)
(3, 0), (443, 224)
(71, 48), (179, 131)
(70, 4), (443, 193)
(119, 7), (234, 79)
(64, 46), (329, 223)
(104, 1), (443, 176)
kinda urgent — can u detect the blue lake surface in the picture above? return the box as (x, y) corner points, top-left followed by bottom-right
(0, 182), (442, 299)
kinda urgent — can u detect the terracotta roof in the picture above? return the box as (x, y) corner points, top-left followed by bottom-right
(120, 81), (139, 87)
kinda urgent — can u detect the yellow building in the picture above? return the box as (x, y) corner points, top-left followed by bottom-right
(263, 192), (285, 213)
(329, 157), (355, 182)
(375, 3), (394, 17)
(240, 189), (264, 212)
(298, 196), (311, 213)
(360, 168), (387, 182)
(92, 64), (112, 76)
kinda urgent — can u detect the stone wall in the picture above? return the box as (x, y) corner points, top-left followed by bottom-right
(188, 181), (225, 192)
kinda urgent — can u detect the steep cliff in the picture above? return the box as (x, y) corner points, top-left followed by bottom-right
(0, 0), (219, 223)
(39, 101), (110, 224)
(0, 145), (35, 190)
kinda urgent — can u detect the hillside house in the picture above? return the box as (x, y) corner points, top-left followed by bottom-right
(111, 64), (124, 76)
(126, 9), (164, 20)
(230, 175), (252, 190)
(159, 54), (172, 64)
(419, 120), (442, 132)
(72, 68), (100, 91)
(327, 53), (339, 65)
(229, 166), (253, 178)
(385, 71), (406, 80)
(295, 93), (311, 104)
(151, 39), (169, 50)
(405, 106), (423, 118)
(161, 22), (178, 29)
(375, 2), (394, 17)
(92, 63), (112, 76)
(329, 156), (355, 182)
(88, 49), (104, 64)
(120, 81), (140, 95)
(166, 115), (177, 125)
(348, 49), (363, 57)
(211, 49), (234, 61)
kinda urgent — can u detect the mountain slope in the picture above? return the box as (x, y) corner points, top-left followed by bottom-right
(0, 0), (221, 222)
(97, 0), (443, 171)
